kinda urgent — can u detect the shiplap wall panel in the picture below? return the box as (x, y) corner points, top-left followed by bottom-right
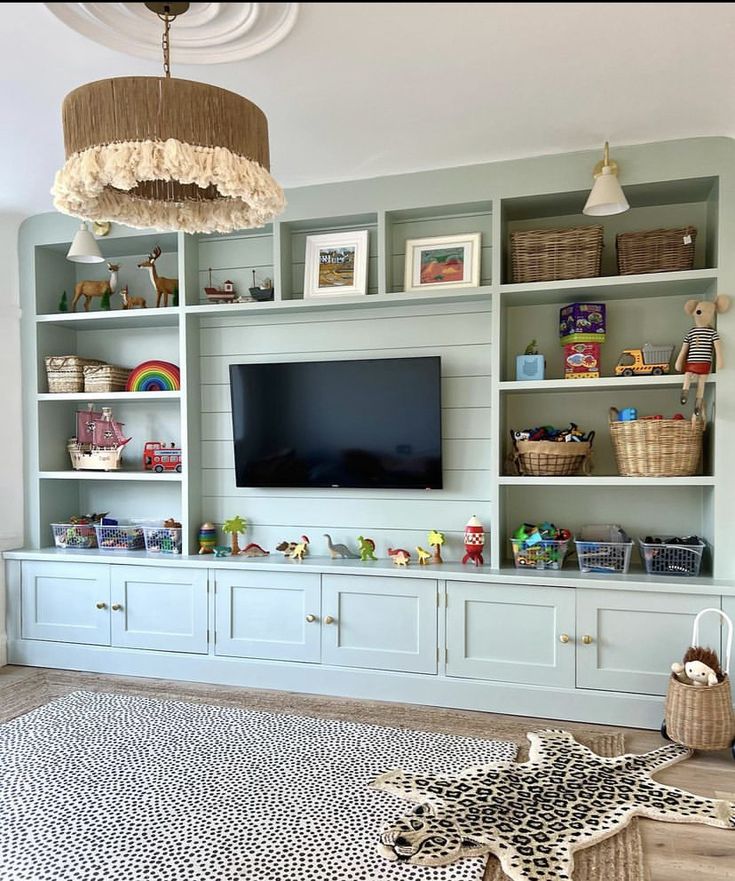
(199, 304), (492, 553)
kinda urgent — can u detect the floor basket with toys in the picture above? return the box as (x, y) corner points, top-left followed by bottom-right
(663, 608), (735, 758)
(509, 424), (594, 477)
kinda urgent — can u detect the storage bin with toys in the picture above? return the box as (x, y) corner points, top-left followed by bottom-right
(510, 522), (572, 571)
(664, 608), (735, 757)
(510, 423), (594, 477)
(574, 524), (634, 574)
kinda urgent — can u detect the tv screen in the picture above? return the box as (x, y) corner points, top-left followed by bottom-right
(229, 356), (442, 489)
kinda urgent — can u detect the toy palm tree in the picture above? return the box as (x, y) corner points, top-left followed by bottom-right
(428, 529), (445, 564)
(222, 515), (248, 555)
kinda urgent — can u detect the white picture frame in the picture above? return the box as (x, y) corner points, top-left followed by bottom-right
(304, 230), (369, 298)
(404, 232), (482, 292)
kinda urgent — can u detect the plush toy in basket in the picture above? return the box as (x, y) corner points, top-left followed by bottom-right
(663, 608), (735, 757)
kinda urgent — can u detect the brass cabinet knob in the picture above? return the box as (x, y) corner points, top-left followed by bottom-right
(324, 615), (335, 625)
(305, 614), (316, 623)
(582, 634), (594, 645)
(111, 603), (123, 612)
(96, 602), (107, 610)
(559, 633), (570, 644)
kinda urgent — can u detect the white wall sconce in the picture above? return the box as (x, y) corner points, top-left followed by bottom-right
(583, 142), (630, 216)
(66, 222), (104, 263)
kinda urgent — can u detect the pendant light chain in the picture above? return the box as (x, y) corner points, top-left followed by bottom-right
(161, 10), (173, 78)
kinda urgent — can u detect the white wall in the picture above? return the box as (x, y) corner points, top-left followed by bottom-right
(0, 213), (24, 664)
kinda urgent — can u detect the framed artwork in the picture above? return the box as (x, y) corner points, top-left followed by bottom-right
(404, 232), (481, 292)
(304, 230), (369, 298)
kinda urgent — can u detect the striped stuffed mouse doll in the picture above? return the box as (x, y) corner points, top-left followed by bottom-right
(675, 295), (730, 416)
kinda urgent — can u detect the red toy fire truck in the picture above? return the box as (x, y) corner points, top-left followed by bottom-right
(143, 442), (182, 473)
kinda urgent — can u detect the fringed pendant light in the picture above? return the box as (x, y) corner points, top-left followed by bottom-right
(51, 2), (285, 234)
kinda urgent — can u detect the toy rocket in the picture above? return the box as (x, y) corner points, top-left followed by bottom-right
(463, 515), (485, 566)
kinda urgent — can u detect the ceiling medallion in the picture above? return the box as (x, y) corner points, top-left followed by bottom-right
(51, 3), (286, 234)
(44, 3), (299, 64)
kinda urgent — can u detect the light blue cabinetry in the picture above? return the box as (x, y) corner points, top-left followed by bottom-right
(21, 561), (110, 645)
(214, 570), (321, 663)
(110, 566), (208, 654)
(576, 589), (721, 696)
(321, 575), (437, 674)
(445, 582), (575, 687)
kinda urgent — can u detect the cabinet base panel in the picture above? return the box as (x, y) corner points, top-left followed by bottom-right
(8, 639), (666, 730)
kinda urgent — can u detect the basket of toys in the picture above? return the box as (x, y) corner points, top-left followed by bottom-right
(83, 363), (132, 393)
(94, 522), (145, 552)
(45, 355), (105, 393)
(510, 226), (604, 283)
(609, 407), (704, 477)
(510, 425), (594, 477)
(510, 522), (572, 570)
(639, 535), (706, 578)
(142, 519), (183, 555)
(51, 521), (99, 549)
(575, 524), (634, 574)
(664, 608), (735, 752)
(616, 226), (697, 276)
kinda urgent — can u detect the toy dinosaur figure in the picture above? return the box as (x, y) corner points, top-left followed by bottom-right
(323, 533), (359, 559)
(416, 546), (431, 565)
(290, 535), (310, 561)
(240, 542), (270, 557)
(358, 536), (377, 561)
(276, 540), (298, 556)
(388, 547), (411, 567)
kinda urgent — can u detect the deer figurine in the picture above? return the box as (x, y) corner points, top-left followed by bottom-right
(120, 285), (147, 309)
(137, 246), (177, 308)
(71, 262), (119, 312)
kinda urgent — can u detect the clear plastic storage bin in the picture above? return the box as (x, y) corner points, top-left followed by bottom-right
(51, 522), (98, 549)
(510, 538), (570, 570)
(575, 525), (634, 574)
(639, 537), (706, 577)
(94, 523), (145, 552)
(142, 525), (183, 555)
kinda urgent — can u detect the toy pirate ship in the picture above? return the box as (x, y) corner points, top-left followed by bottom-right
(68, 404), (131, 471)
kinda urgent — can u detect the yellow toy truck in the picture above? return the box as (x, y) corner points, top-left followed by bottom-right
(614, 343), (675, 376)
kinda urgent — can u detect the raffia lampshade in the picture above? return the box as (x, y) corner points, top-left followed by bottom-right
(52, 76), (286, 234)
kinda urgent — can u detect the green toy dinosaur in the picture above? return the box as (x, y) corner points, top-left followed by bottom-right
(357, 535), (377, 561)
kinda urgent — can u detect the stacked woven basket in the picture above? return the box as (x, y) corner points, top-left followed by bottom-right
(45, 356), (131, 394)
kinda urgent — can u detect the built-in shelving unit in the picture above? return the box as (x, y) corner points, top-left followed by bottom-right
(16, 138), (735, 578)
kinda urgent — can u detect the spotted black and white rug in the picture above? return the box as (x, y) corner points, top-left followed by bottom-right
(0, 691), (517, 881)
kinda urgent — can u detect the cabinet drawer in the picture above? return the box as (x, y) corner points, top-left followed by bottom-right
(215, 570), (321, 662)
(321, 575), (437, 673)
(577, 589), (721, 695)
(111, 566), (209, 654)
(446, 582), (575, 687)
(21, 561), (110, 645)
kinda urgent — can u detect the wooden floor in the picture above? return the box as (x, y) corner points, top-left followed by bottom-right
(1, 664), (734, 881)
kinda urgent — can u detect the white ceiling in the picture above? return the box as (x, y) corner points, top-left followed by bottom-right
(2, 2), (735, 217)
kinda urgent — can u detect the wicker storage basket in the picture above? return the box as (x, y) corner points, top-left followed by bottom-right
(511, 432), (594, 476)
(510, 226), (603, 283)
(45, 356), (105, 394)
(609, 408), (704, 477)
(616, 226), (697, 275)
(664, 609), (735, 751)
(83, 364), (131, 393)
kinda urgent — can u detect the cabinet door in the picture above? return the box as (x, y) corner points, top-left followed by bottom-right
(446, 582), (575, 687)
(110, 566), (209, 654)
(321, 575), (437, 673)
(21, 561), (110, 645)
(577, 589), (721, 696)
(215, 570), (321, 662)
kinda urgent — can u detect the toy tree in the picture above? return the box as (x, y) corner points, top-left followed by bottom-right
(58, 290), (68, 313)
(172, 286), (179, 307)
(428, 529), (445, 564)
(100, 288), (111, 311)
(222, 515), (248, 555)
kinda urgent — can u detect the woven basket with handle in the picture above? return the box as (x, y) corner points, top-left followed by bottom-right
(510, 226), (603, 283)
(608, 407), (704, 477)
(616, 226), (697, 275)
(45, 355), (105, 394)
(665, 608), (735, 751)
(83, 364), (132, 393)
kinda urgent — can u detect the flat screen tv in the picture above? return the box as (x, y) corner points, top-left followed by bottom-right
(229, 356), (442, 489)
